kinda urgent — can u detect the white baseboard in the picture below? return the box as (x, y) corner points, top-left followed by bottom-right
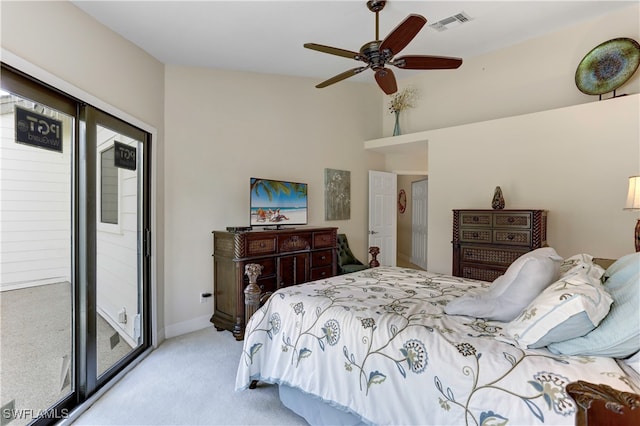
(164, 314), (213, 339)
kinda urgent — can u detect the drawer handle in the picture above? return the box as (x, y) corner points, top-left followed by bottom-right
(259, 284), (264, 290)
(260, 242), (266, 248)
(507, 234), (515, 240)
(508, 217), (515, 223)
(472, 232), (479, 238)
(320, 271), (326, 276)
(320, 255), (326, 260)
(473, 216), (479, 222)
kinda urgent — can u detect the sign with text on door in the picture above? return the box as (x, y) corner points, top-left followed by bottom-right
(15, 106), (63, 153)
(114, 141), (136, 171)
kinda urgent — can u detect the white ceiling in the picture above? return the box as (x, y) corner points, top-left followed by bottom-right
(71, 1), (635, 85)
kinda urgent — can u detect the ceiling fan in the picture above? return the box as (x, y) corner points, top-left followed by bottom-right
(304, 0), (463, 94)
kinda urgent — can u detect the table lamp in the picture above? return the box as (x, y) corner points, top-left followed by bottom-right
(624, 175), (640, 252)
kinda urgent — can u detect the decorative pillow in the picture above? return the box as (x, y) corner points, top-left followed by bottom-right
(500, 261), (611, 349)
(602, 252), (640, 283)
(558, 253), (603, 282)
(547, 269), (640, 358)
(445, 247), (563, 322)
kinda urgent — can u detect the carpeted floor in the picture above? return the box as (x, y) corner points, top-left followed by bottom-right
(0, 282), (133, 426)
(73, 326), (307, 425)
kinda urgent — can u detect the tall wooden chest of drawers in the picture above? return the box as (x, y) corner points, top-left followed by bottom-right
(211, 227), (338, 340)
(452, 210), (548, 282)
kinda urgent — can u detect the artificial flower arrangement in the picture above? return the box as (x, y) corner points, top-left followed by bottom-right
(388, 86), (418, 135)
(388, 86), (418, 113)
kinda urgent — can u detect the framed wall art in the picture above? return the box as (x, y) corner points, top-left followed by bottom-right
(324, 168), (350, 220)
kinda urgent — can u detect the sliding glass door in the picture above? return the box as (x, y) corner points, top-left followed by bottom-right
(0, 64), (151, 426)
(0, 72), (76, 426)
(90, 111), (149, 383)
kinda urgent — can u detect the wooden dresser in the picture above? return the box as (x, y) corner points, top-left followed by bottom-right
(567, 381), (640, 426)
(211, 227), (338, 340)
(452, 209), (548, 282)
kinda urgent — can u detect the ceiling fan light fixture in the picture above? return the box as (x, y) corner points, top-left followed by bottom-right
(304, 1), (463, 94)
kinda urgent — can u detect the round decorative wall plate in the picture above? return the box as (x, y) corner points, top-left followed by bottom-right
(575, 37), (640, 95)
(398, 189), (407, 214)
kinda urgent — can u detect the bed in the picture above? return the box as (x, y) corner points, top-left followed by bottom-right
(235, 250), (640, 425)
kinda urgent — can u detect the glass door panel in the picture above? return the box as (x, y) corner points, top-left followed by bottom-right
(0, 90), (74, 425)
(93, 121), (145, 379)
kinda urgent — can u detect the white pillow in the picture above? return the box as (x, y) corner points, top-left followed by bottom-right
(558, 253), (603, 281)
(500, 260), (611, 349)
(445, 247), (563, 322)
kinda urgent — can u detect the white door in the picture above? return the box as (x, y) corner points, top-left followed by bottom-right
(368, 170), (397, 266)
(411, 178), (428, 269)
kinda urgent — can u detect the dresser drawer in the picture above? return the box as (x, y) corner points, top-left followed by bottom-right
(311, 249), (333, 268)
(459, 228), (492, 243)
(460, 211), (493, 227)
(310, 265), (333, 281)
(493, 212), (532, 229)
(493, 230), (531, 246)
(278, 233), (311, 253)
(313, 231), (335, 248)
(452, 210), (547, 281)
(460, 245), (528, 267)
(246, 237), (276, 256)
(460, 264), (505, 282)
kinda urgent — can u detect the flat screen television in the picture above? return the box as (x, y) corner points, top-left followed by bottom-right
(250, 178), (308, 228)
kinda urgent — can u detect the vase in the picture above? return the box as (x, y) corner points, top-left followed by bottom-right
(492, 186), (505, 210)
(393, 111), (401, 136)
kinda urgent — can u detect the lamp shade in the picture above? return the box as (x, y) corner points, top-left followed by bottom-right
(625, 176), (640, 210)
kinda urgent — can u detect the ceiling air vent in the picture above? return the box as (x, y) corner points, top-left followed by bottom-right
(428, 11), (473, 32)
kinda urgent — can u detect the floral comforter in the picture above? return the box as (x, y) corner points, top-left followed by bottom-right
(235, 267), (636, 425)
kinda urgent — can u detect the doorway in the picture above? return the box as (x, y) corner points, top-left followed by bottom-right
(0, 64), (151, 425)
(410, 178), (428, 269)
(395, 174), (427, 269)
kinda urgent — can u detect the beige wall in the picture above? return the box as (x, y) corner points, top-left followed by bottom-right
(427, 94), (640, 274)
(1, 1), (167, 338)
(163, 65), (383, 335)
(384, 3), (640, 136)
(1, 1), (384, 339)
(375, 3), (640, 274)
(3, 1), (639, 339)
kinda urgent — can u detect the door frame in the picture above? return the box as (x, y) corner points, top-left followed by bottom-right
(1, 57), (158, 424)
(1, 50), (159, 348)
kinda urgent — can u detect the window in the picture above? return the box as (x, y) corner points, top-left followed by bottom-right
(100, 145), (118, 224)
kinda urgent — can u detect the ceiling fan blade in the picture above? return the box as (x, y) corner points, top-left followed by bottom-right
(379, 14), (427, 57)
(304, 43), (360, 60)
(393, 55), (463, 70)
(374, 68), (398, 94)
(316, 67), (368, 88)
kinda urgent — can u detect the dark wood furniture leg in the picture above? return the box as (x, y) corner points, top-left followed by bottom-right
(244, 263), (263, 390)
(244, 263), (263, 331)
